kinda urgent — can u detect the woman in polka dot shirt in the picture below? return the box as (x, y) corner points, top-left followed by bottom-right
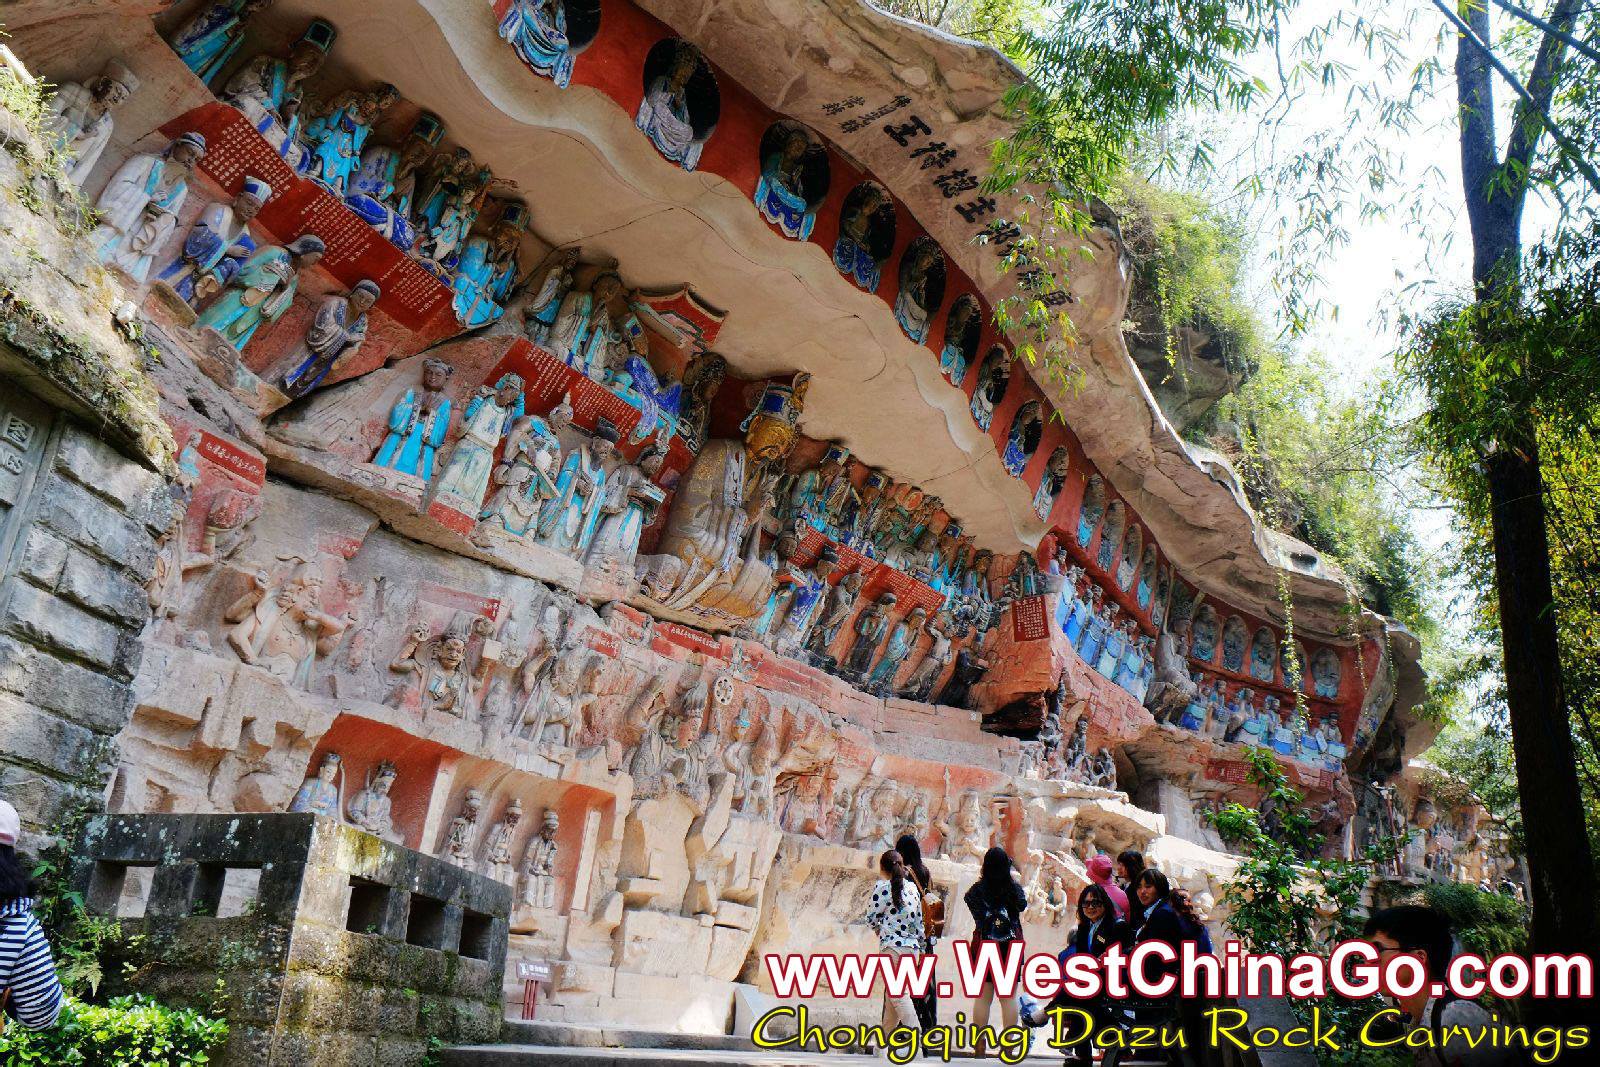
(865, 849), (924, 1046)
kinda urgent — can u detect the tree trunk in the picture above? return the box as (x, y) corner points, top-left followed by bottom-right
(1452, 0), (1600, 1006)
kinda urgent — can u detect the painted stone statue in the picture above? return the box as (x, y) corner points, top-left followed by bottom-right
(548, 271), (624, 379)
(373, 358), (455, 482)
(443, 789), (482, 867)
(520, 810), (560, 909)
(91, 133), (204, 282)
(197, 235), (326, 351)
(171, 0), (272, 85)
(389, 619), (474, 717)
(479, 421), (562, 540)
(499, 0), (586, 87)
(431, 374), (526, 512)
(452, 202), (528, 327)
(280, 280), (380, 399)
(346, 112), (444, 250)
(537, 420), (619, 557)
(894, 241), (940, 344)
(586, 438), (667, 575)
(221, 20), (336, 168)
(867, 603), (926, 694)
(635, 44), (710, 171)
(518, 248), (582, 346)
(43, 59), (138, 187)
(939, 298), (977, 386)
(155, 177), (269, 306)
(755, 125), (823, 240)
(224, 558), (350, 687)
(901, 609), (953, 700)
(480, 798), (523, 884)
(834, 183), (890, 292)
(1002, 401), (1043, 478)
(769, 547), (837, 656)
(807, 569), (863, 665)
(843, 591), (895, 679)
(305, 83), (400, 196)
(969, 347), (1011, 431)
(288, 751), (342, 818)
(347, 760), (399, 841)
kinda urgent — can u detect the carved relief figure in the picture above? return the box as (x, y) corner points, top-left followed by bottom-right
(772, 548), (838, 656)
(346, 760), (399, 841)
(452, 202), (527, 327)
(834, 182), (895, 292)
(197, 235), (326, 351)
(443, 789), (483, 867)
(940, 296), (980, 387)
(431, 374), (526, 511)
(894, 237), (945, 344)
(1249, 626), (1278, 683)
(969, 346), (1011, 431)
(44, 59), (138, 187)
(1077, 475), (1107, 549)
(288, 751), (342, 818)
(843, 591), (895, 679)
(1311, 647), (1343, 699)
(901, 609), (953, 701)
(1003, 400), (1043, 478)
(373, 358), (455, 482)
(280, 280), (380, 398)
(635, 40), (718, 172)
(500, 0), (599, 87)
(520, 810), (561, 909)
(755, 122), (830, 241)
(155, 177), (268, 307)
(481, 798), (524, 884)
(1034, 447), (1070, 520)
(389, 618), (473, 717)
(807, 569), (863, 665)
(538, 420), (619, 556)
(1221, 615), (1249, 674)
(90, 132), (204, 282)
(867, 604), (925, 694)
(221, 19), (335, 166)
(172, 0), (272, 84)
(305, 82), (401, 196)
(1190, 604), (1219, 663)
(586, 438), (667, 575)
(225, 558), (350, 686)
(519, 248), (581, 346)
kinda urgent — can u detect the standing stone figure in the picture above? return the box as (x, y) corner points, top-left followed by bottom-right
(843, 591), (895, 679)
(901, 609), (953, 701)
(280, 280), (381, 398)
(585, 438), (667, 576)
(373, 358), (455, 482)
(536, 420), (618, 557)
(520, 810), (561, 909)
(91, 133), (205, 282)
(225, 558), (350, 687)
(43, 58), (138, 187)
(431, 374), (526, 511)
(288, 751), (342, 818)
(867, 604), (925, 694)
(519, 248), (582, 346)
(346, 761), (399, 841)
(771, 548), (838, 657)
(480, 798), (524, 884)
(155, 176), (269, 307)
(452, 203), (527, 327)
(221, 20), (336, 167)
(197, 235), (326, 351)
(807, 569), (863, 665)
(443, 789), (483, 867)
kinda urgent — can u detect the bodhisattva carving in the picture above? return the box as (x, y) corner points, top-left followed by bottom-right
(225, 557), (351, 686)
(900, 609), (953, 700)
(847, 779), (899, 851)
(444, 788), (483, 867)
(866, 604), (925, 694)
(221, 19), (337, 168)
(280, 279), (380, 399)
(303, 82), (400, 196)
(44, 58), (138, 187)
(624, 681), (678, 802)
(842, 590), (894, 680)
(476, 417), (561, 542)
(635, 377), (808, 625)
(526, 649), (600, 750)
(91, 132), (204, 282)
(520, 809), (560, 909)
(481, 797), (524, 884)
(346, 760), (399, 841)
(288, 751), (342, 817)
(197, 235), (327, 352)
(806, 569), (863, 667)
(935, 787), (995, 864)
(149, 433), (257, 620)
(373, 358), (455, 483)
(345, 112), (444, 251)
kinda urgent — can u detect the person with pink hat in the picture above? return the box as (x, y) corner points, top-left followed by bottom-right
(0, 799), (64, 1030)
(1085, 851), (1130, 920)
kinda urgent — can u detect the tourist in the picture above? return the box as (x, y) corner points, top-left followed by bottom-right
(895, 834), (939, 1033)
(1168, 886), (1214, 1066)
(864, 849), (923, 1059)
(1167, 887), (1212, 953)
(1085, 852), (1130, 920)
(1022, 884), (1129, 1063)
(1115, 849), (1145, 899)
(1126, 867), (1185, 1056)
(963, 846), (1028, 1051)
(1364, 905), (1518, 1066)
(0, 800), (64, 1030)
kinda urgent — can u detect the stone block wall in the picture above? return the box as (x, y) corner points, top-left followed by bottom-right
(0, 404), (167, 843)
(73, 812), (510, 1067)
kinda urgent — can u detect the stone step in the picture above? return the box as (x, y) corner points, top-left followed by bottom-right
(443, 1045), (1175, 1066)
(497, 1021), (759, 1053)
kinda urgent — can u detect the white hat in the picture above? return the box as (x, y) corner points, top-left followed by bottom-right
(0, 799), (19, 847)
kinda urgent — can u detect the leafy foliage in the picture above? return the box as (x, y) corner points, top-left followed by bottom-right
(1421, 881), (1528, 960)
(1207, 748), (1406, 1066)
(0, 996), (228, 1066)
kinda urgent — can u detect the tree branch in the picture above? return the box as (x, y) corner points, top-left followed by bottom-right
(1490, 0), (1600, 65)
(1504, 0), (1587, 186)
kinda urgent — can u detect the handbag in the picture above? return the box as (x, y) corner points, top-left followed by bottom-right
(913, 871), (945, 941)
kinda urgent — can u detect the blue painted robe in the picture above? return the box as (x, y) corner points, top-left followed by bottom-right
(1001, 434), (1030, 477)
(154, 202), (255, 303)
(499, 0), (577, 88)
(866, 619), (914, 689)
(195, 244), (298, 350)
(536, 446), (607, 555)
(833, 233), (880, 292)
(373, 389), (452, 481)
(939, 341), (967, 387)
(1095, 626), (1125, 678)
(1078, 612), (1108, 665)
(755, 153), (815, 240)
(307, 103), (375, 194)
(173, 0), (255, 85)
(451, 236), (517, 327)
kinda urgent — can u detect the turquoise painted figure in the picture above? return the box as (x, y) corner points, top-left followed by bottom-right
(196, 235), (324, 350)
(373, 358), (454, 482)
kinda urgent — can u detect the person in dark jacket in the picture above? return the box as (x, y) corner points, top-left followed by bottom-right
(1115, 849), (1145, 902)
(0, 800), (64, 1032)
(1123, 867), (1186, 1065)
(963, 846), (1028, 1041)
(1023, 883), (1129, 1063)
(1168, 886), (1214, 1065)
(895, 834), (939, 1033)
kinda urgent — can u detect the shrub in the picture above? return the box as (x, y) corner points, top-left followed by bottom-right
(0, 995), (228, 1065)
